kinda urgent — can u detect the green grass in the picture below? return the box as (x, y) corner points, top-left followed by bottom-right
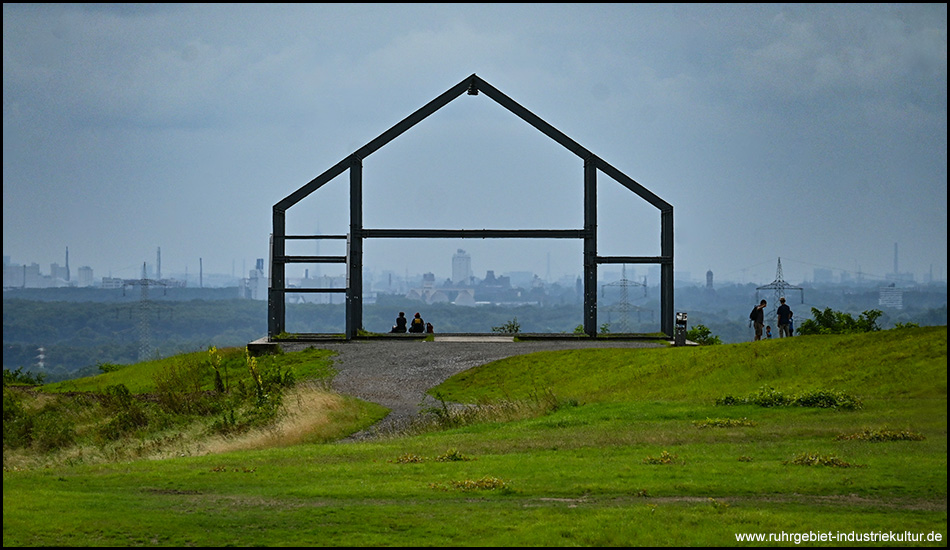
(3, 326), (947, 546)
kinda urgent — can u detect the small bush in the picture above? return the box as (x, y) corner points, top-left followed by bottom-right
(717, 386), (862, 410)
(717, 386), (790, 407)
(794, 389), (862, 410)
(785, 452), (863, 468)
(3, 388), (33, 448)
(797, 307), (882, 335)
(3, 367), (45, 386)
(392, 453), (427, 464)
(31, 408), (76, 451)
(642, 450), (681, 465)
(431, 476), (512, 492)
(835, 427), (925, 442)
(97, 362), (125, 374)
(687, 324), (722, 345)
(491, 318), (521, 334)
(435, 448), (474, 462)
(390, 449), (475, 464)
(693, 417), (756, 429)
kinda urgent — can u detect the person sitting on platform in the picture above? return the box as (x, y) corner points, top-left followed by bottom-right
(408, 312), (426, 333)
(391, 312), (408, 333)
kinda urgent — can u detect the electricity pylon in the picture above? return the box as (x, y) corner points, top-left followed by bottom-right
(601, 265), (648, 333)
(756, 257), (804, 324)
(123, 262), (167, 362)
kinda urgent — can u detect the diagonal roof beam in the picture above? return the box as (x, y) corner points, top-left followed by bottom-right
(472, 75), (591, 160)
(595, 156), (672, 212)
(474, 75), (671, 212)
(275, 76), (472, 211)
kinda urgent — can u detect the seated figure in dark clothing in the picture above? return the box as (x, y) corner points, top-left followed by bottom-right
(408, 312), (426, 333)
(391, 312), (408, 333)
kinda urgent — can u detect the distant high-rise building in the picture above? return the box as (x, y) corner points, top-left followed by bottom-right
(50, 262), (69, 281)
(452, 249), (472, 285)
(77, 266), (95, 287)
(241, 258), (267, 300)
(879, 286), (903, 309)
(706, 270), (713, 289)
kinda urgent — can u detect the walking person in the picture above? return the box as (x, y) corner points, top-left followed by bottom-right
(776, 297), (793, 338)
(750, 299), (767, 341)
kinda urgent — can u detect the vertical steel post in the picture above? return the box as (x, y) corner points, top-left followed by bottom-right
(268, 209), (286, 337)
(583, 157), (598, 337)
(661, 208), (674, 337)
(346, 156), (363, 339)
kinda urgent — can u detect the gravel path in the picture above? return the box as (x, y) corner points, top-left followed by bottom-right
(278, 336), (665, 439)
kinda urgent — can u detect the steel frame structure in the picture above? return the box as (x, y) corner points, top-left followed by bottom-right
(268, 74), (674, 339)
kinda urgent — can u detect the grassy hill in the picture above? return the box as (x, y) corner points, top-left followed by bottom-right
(3, 326), (946, 546)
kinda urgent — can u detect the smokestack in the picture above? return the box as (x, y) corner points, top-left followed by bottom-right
(893, 242), (898, 275)
(65, 247), (70, 282)
(200, 258), (203, 288)
(156, 247), (161, 280)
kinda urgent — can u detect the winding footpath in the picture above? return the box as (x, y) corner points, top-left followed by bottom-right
(279, 336), (664, 438)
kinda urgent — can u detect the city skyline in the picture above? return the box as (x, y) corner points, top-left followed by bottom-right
(4, 240), (942, 291)
(4, 4), (946, 293)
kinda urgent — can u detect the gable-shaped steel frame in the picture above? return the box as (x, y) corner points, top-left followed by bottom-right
(269, 74), (673, 339)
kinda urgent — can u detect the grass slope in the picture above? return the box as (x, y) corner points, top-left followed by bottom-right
(3, 326), (947, 546)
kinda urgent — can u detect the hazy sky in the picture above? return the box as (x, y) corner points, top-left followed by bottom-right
(3, 3), (947, 286)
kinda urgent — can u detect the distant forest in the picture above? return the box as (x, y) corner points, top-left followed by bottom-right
(3, 283), (946, 382)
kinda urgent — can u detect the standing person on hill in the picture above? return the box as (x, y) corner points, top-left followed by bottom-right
(750, 299), (767, 341)
(408, 312), (426, 333)
(776, 297), (793, 338)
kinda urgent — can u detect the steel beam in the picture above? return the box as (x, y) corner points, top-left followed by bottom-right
(661, 208), (674, 337)
(346, 157), (363, 339)
(269, 214), (286, 336)
(362, 229), (585, 239)
(583, 157), (598, 337)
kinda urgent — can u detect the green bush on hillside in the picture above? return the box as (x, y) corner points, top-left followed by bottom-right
(686, 324), (721, 345)
(797, 307), (882, 335)
(717, 386), (862, 410)
(3, 367), (45, 386)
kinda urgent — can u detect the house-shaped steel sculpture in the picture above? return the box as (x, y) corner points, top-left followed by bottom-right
(268, 74), (673, 339)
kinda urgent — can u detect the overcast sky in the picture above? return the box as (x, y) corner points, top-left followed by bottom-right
(3, 3), (946, 286)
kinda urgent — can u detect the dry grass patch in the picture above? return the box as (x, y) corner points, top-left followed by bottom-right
(200, 383), (352, 454)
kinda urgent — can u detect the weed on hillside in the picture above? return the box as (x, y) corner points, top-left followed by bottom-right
(716, 385), (863, 410)
(835, 427), (926, 442)
(2, 346), (361, 469)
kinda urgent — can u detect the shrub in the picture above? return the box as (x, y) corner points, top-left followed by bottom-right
(491, 318), (521, 334)
(430, 476), (512, 492)
(835, 427), (926, 442)
(785, 452), (862, 468)
(793, 389), (862, 410)
(3, 388), (33, 448)
(717, 386), (862, 410)
(643, 450), (682, 465)
(693, 417), (756, 428)
(687, 324), (722, 345)
(797, 307), (882, 335)
(3, 367), (45, 386)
